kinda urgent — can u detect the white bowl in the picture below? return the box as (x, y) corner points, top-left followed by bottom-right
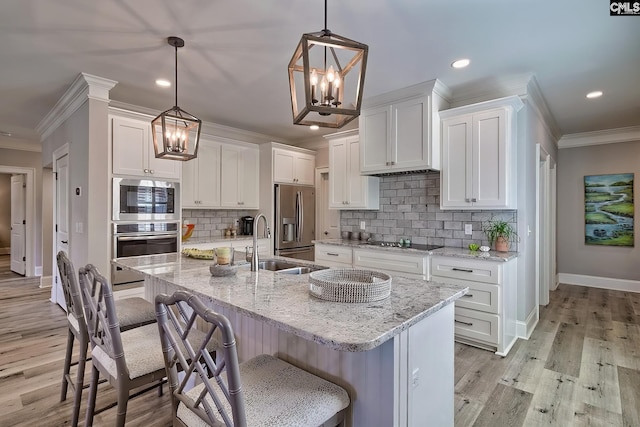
(479, 246), (490, 252)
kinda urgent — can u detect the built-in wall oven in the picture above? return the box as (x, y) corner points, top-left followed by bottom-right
(113, 178), (180, 221)
(112, 222), (180, 285)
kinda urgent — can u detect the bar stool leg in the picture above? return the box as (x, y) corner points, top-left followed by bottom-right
(60, 328), (75, 402)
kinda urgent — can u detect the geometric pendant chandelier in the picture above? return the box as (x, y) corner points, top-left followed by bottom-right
(152, 36), (202, 161)
(288, 0), (368, 129)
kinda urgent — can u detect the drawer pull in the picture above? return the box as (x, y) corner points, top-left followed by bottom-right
(327, 253), (340, 256)
(452, 267), (473, 273)
(455, 320), (474, 326)
(462, 294), (473, 298)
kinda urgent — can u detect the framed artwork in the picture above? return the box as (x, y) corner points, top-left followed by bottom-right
(584, 173), (634, 246)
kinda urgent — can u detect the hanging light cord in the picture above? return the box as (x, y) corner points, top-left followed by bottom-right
(174, 41), (178, 109)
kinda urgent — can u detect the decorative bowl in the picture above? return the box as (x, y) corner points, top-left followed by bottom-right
(479, 246), (490, 252)
(209, 263), (238, 277)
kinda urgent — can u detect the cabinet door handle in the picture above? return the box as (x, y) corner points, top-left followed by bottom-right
(144, 168), (150, 173)
(61, 240), (68, 244)
(391, 161), (396, 165)
(327, 252), (340, 256)
(452, 267), (473, 273)
(465, 198), (470, 203)
(462, 294), (474, 298)
(471, 198), (477, 202)
(455, 320), (474, 326)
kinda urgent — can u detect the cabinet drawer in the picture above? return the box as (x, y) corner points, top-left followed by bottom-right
(431, 256), (500, 284)
(353, 249), (427, 279)
(433, 276), (500, 314)
(315, 245), (353, 266)
(454, 307), (499, 345)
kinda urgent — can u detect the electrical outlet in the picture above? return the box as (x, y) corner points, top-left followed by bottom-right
(464, 224), (473, 235)
(360, 221), (366, 230)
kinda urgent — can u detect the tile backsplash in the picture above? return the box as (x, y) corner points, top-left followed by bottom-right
(340, 172), (518, 250)
(182, 209), (255, 239)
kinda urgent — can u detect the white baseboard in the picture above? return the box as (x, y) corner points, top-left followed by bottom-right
(516, 307), (539, 340)
(40, 275), (52, 288)
(558, 273), (640, 294)
(0, 247), (9, 255)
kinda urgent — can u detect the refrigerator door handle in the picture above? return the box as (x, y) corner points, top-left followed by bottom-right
(296, 191), (303, 242)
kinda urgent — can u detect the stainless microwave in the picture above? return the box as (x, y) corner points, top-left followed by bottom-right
(112, 178), (180, 221)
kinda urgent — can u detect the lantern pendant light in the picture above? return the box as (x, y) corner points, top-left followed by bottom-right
(288, 0), (368, 129)
(152, 36), (202, 161)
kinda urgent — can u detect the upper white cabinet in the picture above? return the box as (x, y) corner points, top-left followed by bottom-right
(359, 79), (450, 175)
(440, 96), (523, 210)
(273, 148), (315, 185)
(111, 115), (181, 180)
(182, 138), (221, 208)
(326, 130), (379, 210)
(220, 144), (259, 209)
(182, 136), (260, 209)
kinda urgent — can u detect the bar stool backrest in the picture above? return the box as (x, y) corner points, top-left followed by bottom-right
(155, 290), (246, 427)
(56, 251), (87, 337)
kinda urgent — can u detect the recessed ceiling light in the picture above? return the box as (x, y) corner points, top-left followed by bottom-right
(452, 59), (470, 69)
(586, 91), (603, 99)
(155, 79), (171, 87)
(310, 125), (319, 131)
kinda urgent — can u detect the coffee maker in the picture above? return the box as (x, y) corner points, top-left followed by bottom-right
(240, 216), (254, 235)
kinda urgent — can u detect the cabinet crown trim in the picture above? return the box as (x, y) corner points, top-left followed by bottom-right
(439, 95), (524, 119)
(362, 79), (451, 109)
(323, 129), (359, 140)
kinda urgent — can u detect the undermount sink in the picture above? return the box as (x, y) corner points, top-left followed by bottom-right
(257, 259), (327, 275)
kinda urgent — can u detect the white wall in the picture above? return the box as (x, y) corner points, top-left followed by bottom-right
(557, 140), (639, 282)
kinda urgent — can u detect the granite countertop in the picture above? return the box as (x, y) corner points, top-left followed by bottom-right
(113, 253), (468, 352)
(314, 239), (519, 262)
(183, 235), (259, 245)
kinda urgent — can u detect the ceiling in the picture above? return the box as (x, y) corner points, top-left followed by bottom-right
(1, 0), (639, 144)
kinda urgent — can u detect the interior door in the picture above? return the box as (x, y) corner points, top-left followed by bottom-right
(10, 174), (26, 275)
(54, 153), (70, 309)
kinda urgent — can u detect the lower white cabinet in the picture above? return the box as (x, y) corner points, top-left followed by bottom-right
(314, 244), (353, 268)
(430, 255), (517, 356)
(353, 248), (428, 280)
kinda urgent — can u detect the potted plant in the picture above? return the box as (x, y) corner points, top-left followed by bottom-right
(481, 217), (518, 252)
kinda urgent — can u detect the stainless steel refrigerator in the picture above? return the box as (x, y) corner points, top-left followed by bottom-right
(274, 184), (315, 261)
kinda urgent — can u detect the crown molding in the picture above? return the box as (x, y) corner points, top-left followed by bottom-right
(448, 73), (533, 108)
(558, 126), (640, 149)
(362, 79), (451, 109)
(109, 101), (286, 145)
(522, 76), (562, 142)
(0, 138), (42, 152)
(440, 95), (523, 119)
(36, 73), (117, 141)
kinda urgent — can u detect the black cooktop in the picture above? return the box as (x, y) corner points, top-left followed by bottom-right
(365, 241), (443, 251)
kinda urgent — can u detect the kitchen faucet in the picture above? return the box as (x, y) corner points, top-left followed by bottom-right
(251, 213), (271, 271)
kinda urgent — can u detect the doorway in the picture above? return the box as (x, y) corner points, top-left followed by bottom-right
(535, 144), (556, 307)
(51, 144), (70, 308)
(315, 167), (340, 240)
(0, 166), (35, 278)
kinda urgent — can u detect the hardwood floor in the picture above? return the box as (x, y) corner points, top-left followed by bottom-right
(0, 273), (638, 426)
(0, 254), (25, 282)
(456, 284), (640, 427)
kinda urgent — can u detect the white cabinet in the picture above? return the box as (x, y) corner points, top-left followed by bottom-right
(359, 80), (450, 175)
(326, 130), (379, 210)
(182, 138), (221, 208)
(314, 244), (353, 268)
(111, 115), (181, 180)
(431, 255), (517, 356)
(353, 248), (429, 280)
(440, 96), (523, 210)
(220, 144), (259, 209)
(273, 148), (315, 185)
(183, 138), (260, 210)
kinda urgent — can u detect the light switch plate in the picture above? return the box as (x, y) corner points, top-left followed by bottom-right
(464, 224), (473, 235)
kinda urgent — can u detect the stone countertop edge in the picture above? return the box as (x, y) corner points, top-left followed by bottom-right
(313, 239), (519, 262)
(183, 235), (265, 245)
(112, 253), (468, 353)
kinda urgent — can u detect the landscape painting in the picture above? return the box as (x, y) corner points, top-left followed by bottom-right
(584, 173), (634, 246)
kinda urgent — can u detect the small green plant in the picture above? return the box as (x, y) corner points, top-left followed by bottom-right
(481, 216), (519, 244)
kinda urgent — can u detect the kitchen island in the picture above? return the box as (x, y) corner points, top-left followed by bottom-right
(114, 254), (468, 427)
